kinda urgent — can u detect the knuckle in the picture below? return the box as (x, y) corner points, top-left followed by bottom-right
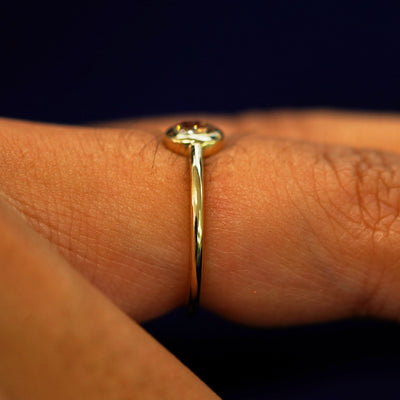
(315, 147), (400, 316)
(351, 150), (400, 238)
(320, 147), (400, 243)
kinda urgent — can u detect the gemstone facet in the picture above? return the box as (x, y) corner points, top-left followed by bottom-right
(164, 121), (224, 157)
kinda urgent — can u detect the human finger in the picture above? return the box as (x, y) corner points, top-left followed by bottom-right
(238, 109), (400, 153)
(100, 110), (400, 154)
(0, 116), (399, 326)
(0, 198), (219, 399)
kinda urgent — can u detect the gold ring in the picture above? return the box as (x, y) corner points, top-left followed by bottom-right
(164, 121), (224, 314)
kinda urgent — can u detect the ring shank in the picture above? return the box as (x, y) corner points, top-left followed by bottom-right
(188, 143), (203, 314)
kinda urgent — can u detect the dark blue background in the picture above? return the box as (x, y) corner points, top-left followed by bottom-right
(2, 1), (400, 123)
(2, 1), (400, 398)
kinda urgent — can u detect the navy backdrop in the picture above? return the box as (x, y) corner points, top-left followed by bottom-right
(1, 1), (400, 398)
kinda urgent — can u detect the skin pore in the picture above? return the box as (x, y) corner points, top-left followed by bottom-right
(1, 110), (400, 397)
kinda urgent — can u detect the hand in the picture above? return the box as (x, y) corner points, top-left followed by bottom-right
(0, 110), (399, 398)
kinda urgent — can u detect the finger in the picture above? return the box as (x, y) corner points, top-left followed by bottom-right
(238, 110), (400, 153)
(204, 136), (400, 324)
(0, 116), (399, 326)
(99, 110), (400, 154)
(0, 117), (188, 321)
(0, 199), (219, 399)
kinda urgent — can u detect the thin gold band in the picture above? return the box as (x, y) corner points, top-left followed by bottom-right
(164, 122), (224, 314)
(189, 143), (203, 313)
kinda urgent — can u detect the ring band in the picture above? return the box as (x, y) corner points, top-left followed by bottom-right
(164, 122), (224, 314)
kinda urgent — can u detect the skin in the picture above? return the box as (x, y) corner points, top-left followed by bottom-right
(0, 198), (216, 399)
(1, 110), (400, 397)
